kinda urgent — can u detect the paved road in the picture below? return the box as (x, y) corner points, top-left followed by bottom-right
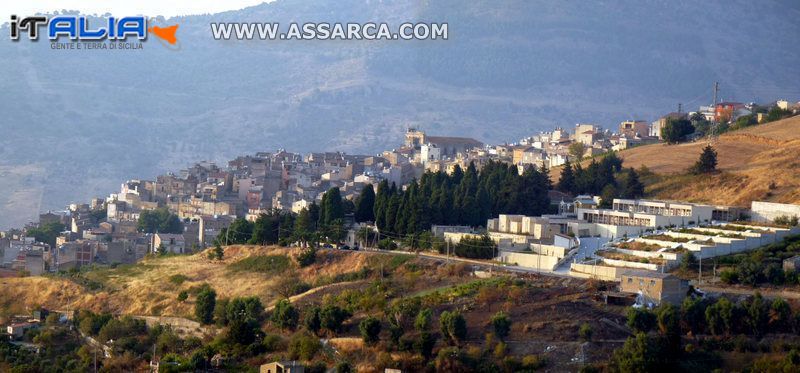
(554, 236), (609, 274)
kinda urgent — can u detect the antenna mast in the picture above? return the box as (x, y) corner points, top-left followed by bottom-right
(709, 82), (720, 144)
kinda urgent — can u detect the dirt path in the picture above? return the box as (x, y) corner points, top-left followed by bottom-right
(699, 285), (800, 300)
(131, 315), (217, 338)
(264, 280), (367, 311)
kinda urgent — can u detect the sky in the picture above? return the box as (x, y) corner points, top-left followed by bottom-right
(1, 0), (270, 20)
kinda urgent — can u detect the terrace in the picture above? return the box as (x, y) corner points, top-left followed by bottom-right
(596, 250), (668, 266)
(699, 224), (768, 234)
(675, 228), (745, 239)
(642, 234), (691, 243)
(616, 241), (665, 252)
(731, 220), (794, 229)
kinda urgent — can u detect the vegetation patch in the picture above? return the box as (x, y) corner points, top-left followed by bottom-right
(228, 255), (293, 274)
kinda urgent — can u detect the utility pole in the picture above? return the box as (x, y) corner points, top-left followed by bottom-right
(698, 254), (702, 284)
(712, 81), (719, 108)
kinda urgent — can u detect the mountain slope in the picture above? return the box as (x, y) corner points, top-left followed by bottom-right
(619, 115), (800, 206)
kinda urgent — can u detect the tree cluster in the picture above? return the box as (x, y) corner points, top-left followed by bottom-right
(367, 161), (552, 235)
(137, 207), (183, 234)
(557, 153), (644, 205)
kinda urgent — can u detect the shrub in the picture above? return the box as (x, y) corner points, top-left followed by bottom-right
(440, 310), (467, 343)
(414, 308), (432, 331)
(169, 274), (189, 285)
(304, 306), (322, 334)
(453, 235), (496, 259)
(262, 334), (284, 352)
(720, 269), (738, 284)
(320, 304), (351, 333)
(415, 331), (437, 359)
(271, 299), (299, 330)
(491, 311), (511, 339)
(195, 287), (216, 325)
(288, 332), (322, 360)
(579, 322), (593, 341)
(228, 255), (292, 274)
(378, 238), (398, 251)
(177, 291), (188, 302)
(296, 248), (317, 267)
(359, 316), (382, 345)
(774, 215), (799, 227)
(626, 308), (656, 333)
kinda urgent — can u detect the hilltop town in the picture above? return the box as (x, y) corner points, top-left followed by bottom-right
(2, 98), (800, 372)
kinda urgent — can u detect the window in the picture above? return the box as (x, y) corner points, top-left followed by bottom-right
(627, 277), (632, 284)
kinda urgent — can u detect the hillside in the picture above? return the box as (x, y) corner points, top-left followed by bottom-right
(0, 246), (380, 317)
(616, 115), (800, 207)
(0, 246), (634, 369)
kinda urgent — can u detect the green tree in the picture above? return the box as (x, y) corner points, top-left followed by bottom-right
(293, 207), (314, 247)
(768, 297), (792, 333)
(271, 299), (299, 330)
(288, 332), (322, 360)
(600, 184), (618, 208)
(609, 333), (665, 373)
(680, 296), (707, 335)
(27, 222), (66, 247)
(296, 248), (317, 267)
(491, 311), (511, 339)
(213, 243), (224, 260)
(569, 142), (587, 159)
(415, 331), (437, 359)
(579, 322), (593, 341)
(320, 304), (351, 333)
(680, 251), (697, 271)
(440, 310), (467, 343)
(705, 297), (734, 335)
(304, 306), (322, 334)
(656, 304), (681, 355)
(137, 208), (182, 234)
(195, 287), (216, 325)
(415, 308), (432, 332)
(557, 160), (576, 194)
(453, 234), (496, 259)
(690, 145), (717, 175)
(766, 106), (790, 122)
(620, 168), (645, 199)
(359, 316), (381, 345)
(320, 187), (345, 227)
(661, 118), (694, 144)
(355, 184), (376, 223)
(747, 292), (768, 336)
(226, 297), (265, 344)
(626, 308), (656, 333)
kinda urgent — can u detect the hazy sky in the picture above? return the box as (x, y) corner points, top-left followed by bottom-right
(1, 0), (271, 19)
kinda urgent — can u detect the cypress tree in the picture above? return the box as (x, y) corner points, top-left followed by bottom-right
(558, 160), (576, 194)
(374, 180), (389, 230)
(355, 184), (376, 223)
(622, 168), (645, 199)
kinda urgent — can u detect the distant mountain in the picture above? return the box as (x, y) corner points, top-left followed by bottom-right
(0, 0), (799, 229)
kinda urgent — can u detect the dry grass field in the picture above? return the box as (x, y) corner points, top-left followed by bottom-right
(564, 115), (800, 207)
(0, 246), (374, 318)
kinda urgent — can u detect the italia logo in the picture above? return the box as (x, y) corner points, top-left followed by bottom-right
(9, 15), (179, 47)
